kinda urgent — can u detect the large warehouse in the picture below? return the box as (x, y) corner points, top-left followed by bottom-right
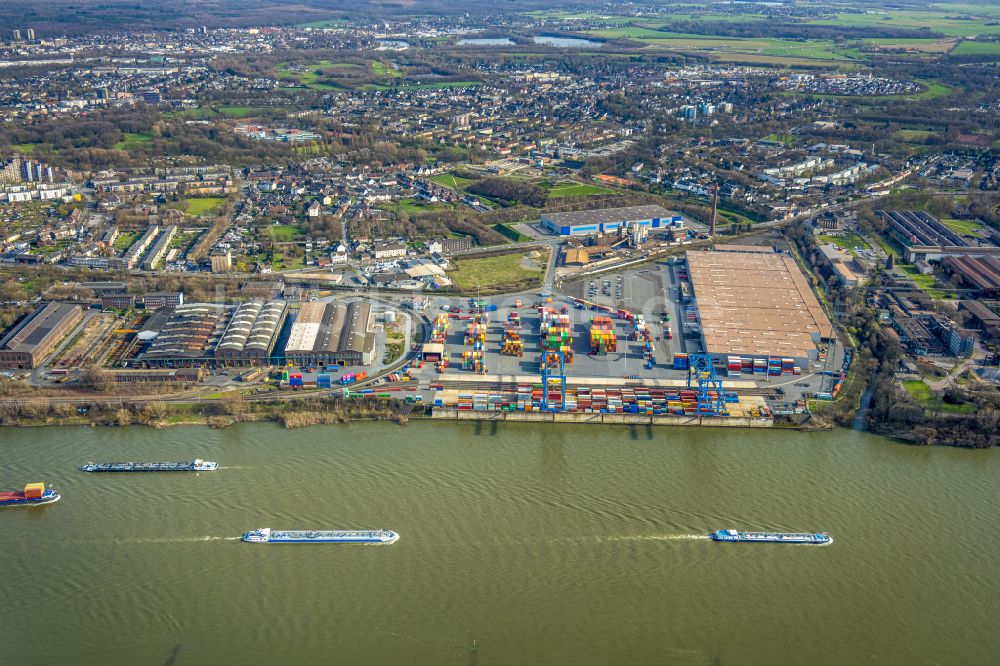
(0, 302), (83, 368)
(542, 205), (682, 237)
(140, 303), (233, 366)
(686, 249), (834, 367)
(282, 301), (376, 367)
(214, 300), (288, 366)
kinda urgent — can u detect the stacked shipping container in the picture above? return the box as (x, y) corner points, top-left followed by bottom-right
(589, 316), (616, 355)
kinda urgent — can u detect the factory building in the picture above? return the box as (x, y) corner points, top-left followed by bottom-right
(139, 303), (233, 367)
(541, 205), (682, 237)
(686, 250), (834, 368)
(880, 210), (1000, 263)
(214, 300), (287, 366)
(143, 292), (184, 310)
(941, 255), (1000, 297)
(282, 301), (375, 367)
(0, 302), (83, 368)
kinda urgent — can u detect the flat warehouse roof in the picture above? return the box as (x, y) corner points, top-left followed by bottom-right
(687, 250), (834, 359)
(543, 205), (673, 228)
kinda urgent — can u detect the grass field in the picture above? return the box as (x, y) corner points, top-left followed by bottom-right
(384, 198), (441, 215)
(429, 173), (477, 190)
(951, 40), (1000, 56)
(901, 380), (978, 414)
(371, 60), (401, 78)
(816, 232), (869, 255)
(361, 81), (480, 91)
(276, 60), (358, 90)
(941, 217), (984, 238)
(113, 231), (139, 252)
(449, 253), (543, 291)
(493, 223), (530, 242)
(763, 133), (795, 145)
(900, 265), (948, 298)
(267, 224), (306, 242)
(11, 143), (37, 154)
(545, 182), (613, 198)
(895, 129), (939, 143)
(115, 132), (153, 151)
(182, 197), (226, 217)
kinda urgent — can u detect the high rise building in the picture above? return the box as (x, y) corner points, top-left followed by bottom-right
(25, 28), (35, 40)
(11, 29), (21, 41)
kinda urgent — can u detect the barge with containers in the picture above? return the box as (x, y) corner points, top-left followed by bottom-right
(710, 529), (831, 545)
(0, 483), (60, 507)
(242, 528), (399, 544)
(80, 459), (218, 473)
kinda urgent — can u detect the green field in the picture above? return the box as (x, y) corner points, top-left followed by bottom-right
(384, 198), (442, 215)
(112, 231), (138, 252)
(450, 252), (543, 291)
(493, 223), (530, 242)
(900, 265), (949, 298)
(174, 106), (279, 120)
(361, 81), (480, 91)
(270, 250), (305, 271)
(429, 173), (477, 190)
(545, 182), (613, 198)
(941, 218), (984, 238)
(371, 60), (402, 78)
(181, 197), (226, 217)
(114, 132), (154, 151)
(267, 224), (306, 242)
(951, 40), (1000, 56)
(11, 143), (37, 154)
(763, 133), (795, 145)
(895, 129), (939, 143)
(901, 380), (978, 414)
(816, 232), (869, 255)
(276, 60), (358, 90)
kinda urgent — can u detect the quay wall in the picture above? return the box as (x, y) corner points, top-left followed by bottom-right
(431, 409), (773, 428)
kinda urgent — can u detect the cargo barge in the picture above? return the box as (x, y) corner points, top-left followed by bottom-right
(711, 529), (831, 545)
(80, 459), (218, 472)
(242, 528), (399, 544)
(0, 483), (60, 507)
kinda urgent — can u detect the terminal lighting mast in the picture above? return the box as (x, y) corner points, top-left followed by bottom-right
(686, 353), (727, 416)
(540, 350), (567, 412)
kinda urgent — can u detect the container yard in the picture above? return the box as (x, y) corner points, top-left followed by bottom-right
(589, 316), (616, 355)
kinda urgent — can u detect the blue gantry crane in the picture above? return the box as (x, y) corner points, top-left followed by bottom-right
(540, 350), (567, 412)
(686, 353), (727, 416)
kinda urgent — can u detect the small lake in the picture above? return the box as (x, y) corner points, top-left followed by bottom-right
(533, 35), (602, 48)
(457, 38), (515, 46)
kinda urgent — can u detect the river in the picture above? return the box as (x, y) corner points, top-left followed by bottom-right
(2, 422), (998, 665)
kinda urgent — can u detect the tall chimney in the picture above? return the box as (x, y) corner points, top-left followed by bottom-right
(709, 181), (718, 239)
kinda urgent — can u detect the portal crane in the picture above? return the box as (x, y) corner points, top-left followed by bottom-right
(686, 353), (727, 416)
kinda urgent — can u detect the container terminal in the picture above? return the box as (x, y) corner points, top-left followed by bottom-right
(0, 483), (60, 507)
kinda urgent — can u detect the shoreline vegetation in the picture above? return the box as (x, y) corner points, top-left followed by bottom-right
(0, 395), (416, 429)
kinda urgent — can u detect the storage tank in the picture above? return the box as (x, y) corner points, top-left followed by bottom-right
(384, 310), (396, 324)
